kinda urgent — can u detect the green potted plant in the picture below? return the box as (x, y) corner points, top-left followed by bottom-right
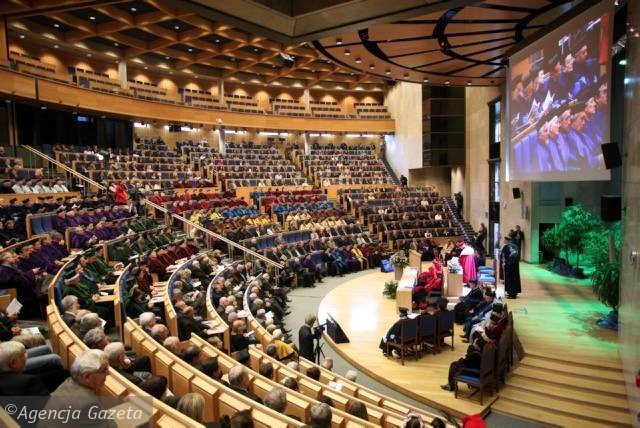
(382, 280), (399, 299)
(390, 251), (408, 281)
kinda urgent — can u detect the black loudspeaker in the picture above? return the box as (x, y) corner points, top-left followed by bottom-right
(324, 314), (350, 344)
(601, 195), (621, 222)
(601, 143), (622, 169)
(565, 197), (573, 207)
(512, 188), (521, 199)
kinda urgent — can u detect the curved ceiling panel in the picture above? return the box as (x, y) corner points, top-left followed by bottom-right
(314, 0), (585, 86)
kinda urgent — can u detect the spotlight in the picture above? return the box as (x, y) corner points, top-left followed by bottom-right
(444, 80), (450, 85)
(90, 16), (96, 20)
(336, 38), (342, 45)
(355, 57), (362, 64)
(53, 23), (60, 28)
(385, 69), (391, 75)
(344, 49), (350, 56)
(369, 64), (375, 70)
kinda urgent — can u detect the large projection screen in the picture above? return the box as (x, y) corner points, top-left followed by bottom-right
(507, 0), (612, 182)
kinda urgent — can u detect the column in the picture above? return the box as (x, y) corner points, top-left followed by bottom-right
(118, 61), (127, 88)
(303, 88), (310, 112)
(218, 79), (225, 106)
(0, 17), (9, 64)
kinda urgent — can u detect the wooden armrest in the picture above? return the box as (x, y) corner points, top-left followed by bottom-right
(95, 295), (117, 303)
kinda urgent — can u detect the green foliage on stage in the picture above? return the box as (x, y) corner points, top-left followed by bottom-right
(382, 280), (399, 299)
(542, 204), (601, 266)
(542, 204), (621, 311)
(584, 221), (621, 311)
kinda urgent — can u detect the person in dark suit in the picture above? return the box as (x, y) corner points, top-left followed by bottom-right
(0, 341), (49, 396)
(228, 364), (263, 404)
(298, 313), (319, 362)
(378, 307), (410, 355)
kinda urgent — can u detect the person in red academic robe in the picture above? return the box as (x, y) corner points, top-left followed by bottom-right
(114, 181), (129, 205)
(459, 243), (477, 284)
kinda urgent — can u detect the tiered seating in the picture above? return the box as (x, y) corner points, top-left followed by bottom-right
(9, 51), (73, 84)
(226, 94), (265, 114)
(298, 144), (391, 186)
(310, 101), (346, 118)
(271, 98), (310, 117)
(75, 68), (132, 96)
(354, 102), (391, 119)
(214, 143), (307, 190)
(128, 80), (181, 104)
(251, 188), (325, 214)
(184, 88), (221, 109)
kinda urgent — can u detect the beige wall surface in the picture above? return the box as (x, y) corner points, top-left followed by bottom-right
(384, 82), (423, 177)
(465, 86), (500, 235)
(409, 166), (452, 196)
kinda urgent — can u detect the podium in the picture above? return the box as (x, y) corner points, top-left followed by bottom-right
(395, 267), (418, 312)
(445, 271), (463, 297)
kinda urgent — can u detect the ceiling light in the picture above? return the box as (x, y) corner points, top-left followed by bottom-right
(385, 69), (391, 75)
(53, 44), (59, 49)
(355, 57), (361, 64)
(369, 64), (375, 70)
(169, 71), (173, 74)
(444, 80), (450, 85)
(344, 49), (350, 56)
(144, 66), (148, 69)
(423, 78), (429, 83)
(350, 72), (354, 76)
(114, 42), (119, 46)
(41, 106), (47, 110)
(188, 48), (193, 52)
(86, 53), (92, 57)
(165, 56), (170, 60)
(19, 35), (25, 39)
(230, 57), (235, 62)
(195, 75), (198, 78)
(115, 60), (119, 63)
(90, 16), (96, 20)
(619, 58), (627, 65)
(130, 7), (137, 12)
(336, 38), (342, 45)
(253, 48), (259, 52)
(215, 39), (220, 43)
(53, 23), (60, 28)
(467, 81), (472, 85)
(174, 25), (180, 30)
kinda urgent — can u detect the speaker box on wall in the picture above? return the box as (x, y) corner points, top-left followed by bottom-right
(601, 195), (621, 222)
(601, 143), (622, 169)
(565, 197), (573, 207)
(512, 188), (521, 199)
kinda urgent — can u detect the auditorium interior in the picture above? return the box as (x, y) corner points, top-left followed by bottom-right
(0, 0), (638, 427)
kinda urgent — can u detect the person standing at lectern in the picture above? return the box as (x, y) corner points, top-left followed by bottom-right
(298, 313), (318, 362)
(501, 236), (522, 299)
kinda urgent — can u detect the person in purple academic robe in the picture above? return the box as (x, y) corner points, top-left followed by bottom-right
(52, 211), (68, 234)
(0, 251), (41, 319)
(71, 227), (97, 249)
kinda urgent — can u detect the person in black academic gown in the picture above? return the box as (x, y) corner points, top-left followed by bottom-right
(379, 307), (410, 355)
(298, 314), (320, 362)
(501, 236), (522, 299)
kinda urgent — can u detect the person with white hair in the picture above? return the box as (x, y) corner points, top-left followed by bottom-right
(286, 361), (299, 371)
(164, 336), (180, 355)
(44, 349), (116, 428)
(310, 403), (332, 428)
(272, 328), (297, 362)
(83, 327), (109, 350)
(0, 341), (49, 396)
(321, 357), (334, 371)
(264, 387), (287, 413)
(104, 342), (151, 386)
(345, 370), (358, 382)
(139, 311), (156, 333)
(228, 364), (263, 404)
(77, 312), (102, 339)
(61, 295), (80, 326)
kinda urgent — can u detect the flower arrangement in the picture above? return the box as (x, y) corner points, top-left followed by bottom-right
(390, 252), (409, 269)
(447, 257), (462, 274)
(382, 280), (399, 299)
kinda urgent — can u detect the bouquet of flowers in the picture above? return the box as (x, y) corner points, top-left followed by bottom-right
(390, 252), (409, 269)
(447, 257), (462, 274)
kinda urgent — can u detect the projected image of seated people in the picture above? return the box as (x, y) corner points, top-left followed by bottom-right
(508, 3), (611, 182)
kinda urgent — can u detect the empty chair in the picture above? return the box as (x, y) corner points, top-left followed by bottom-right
(31, 215), (46, 235)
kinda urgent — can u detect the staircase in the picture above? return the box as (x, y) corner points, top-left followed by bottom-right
(380, 156), (400, 186)
(443, 196), (475, 241)
(494, 352), (631, 427)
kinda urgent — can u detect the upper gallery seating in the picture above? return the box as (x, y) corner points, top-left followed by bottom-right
(270, 98), (310, 117)
(74, 67), (133, 96)
(295, 143), (392, 186)
(8, 51), (73, 84)
(225, 94), (265, 114)
(183, 88), (221, 109)
(354, 102), (391, 119)
(309, 100), (346, 119)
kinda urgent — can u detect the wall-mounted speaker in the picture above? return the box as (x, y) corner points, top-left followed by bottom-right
(601, 195), (621, 222)
(512, 187), (521, 199)
(565, 197), (574, 207)
(601, 143), (622, 169)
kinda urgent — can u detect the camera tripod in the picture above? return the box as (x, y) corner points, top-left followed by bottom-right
(314, 337), (325, 365)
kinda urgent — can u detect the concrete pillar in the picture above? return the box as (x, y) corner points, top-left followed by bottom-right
(218, 80), (225, 106)
(302, 132), (310, 155)
(303, 88), (310, 111)
(217, 126), (226, 155)
(118, 61), (127, 87)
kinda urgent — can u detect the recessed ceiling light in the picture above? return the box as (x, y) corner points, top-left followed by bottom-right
(336, 38), (342, 45)
(53, 23), (60, 28)
(130, 7), (137, 12)
(215, 39), (220, 43)
(169, 71), (173, 74)
(114, 42), (119, 46)
(344, 49), (350, 56)
(54, 44), (59, 49)
(195, 75), (198, 79)
(188, 48), (193, 52)
(174, 25), (180, 30)
(423, 78), (429, 83)
(467, 81), (472, 85)
(89, 16), (96, 20)
(19, 35), (25, 39)
(41, 106), (47, 110)
(230, 57), (235, 62)
(369, 64), (375, 70)
(445, 80), (450, 85)
(115, 60), (119, 63)
(350, 72), (354, 76)
(165, 56), (170, 60)
(385, 69), (391, 75)
(144, 66), (148, 69)
(86, 53), (92, 57)
(355, 57), (361, 64)
(253, 48), (259, 52)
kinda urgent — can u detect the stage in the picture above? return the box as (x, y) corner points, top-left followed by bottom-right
(317, 262), (623, 420)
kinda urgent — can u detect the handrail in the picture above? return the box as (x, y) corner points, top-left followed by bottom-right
(20, 145), (106, 191)
(145, 199), (284, 270)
